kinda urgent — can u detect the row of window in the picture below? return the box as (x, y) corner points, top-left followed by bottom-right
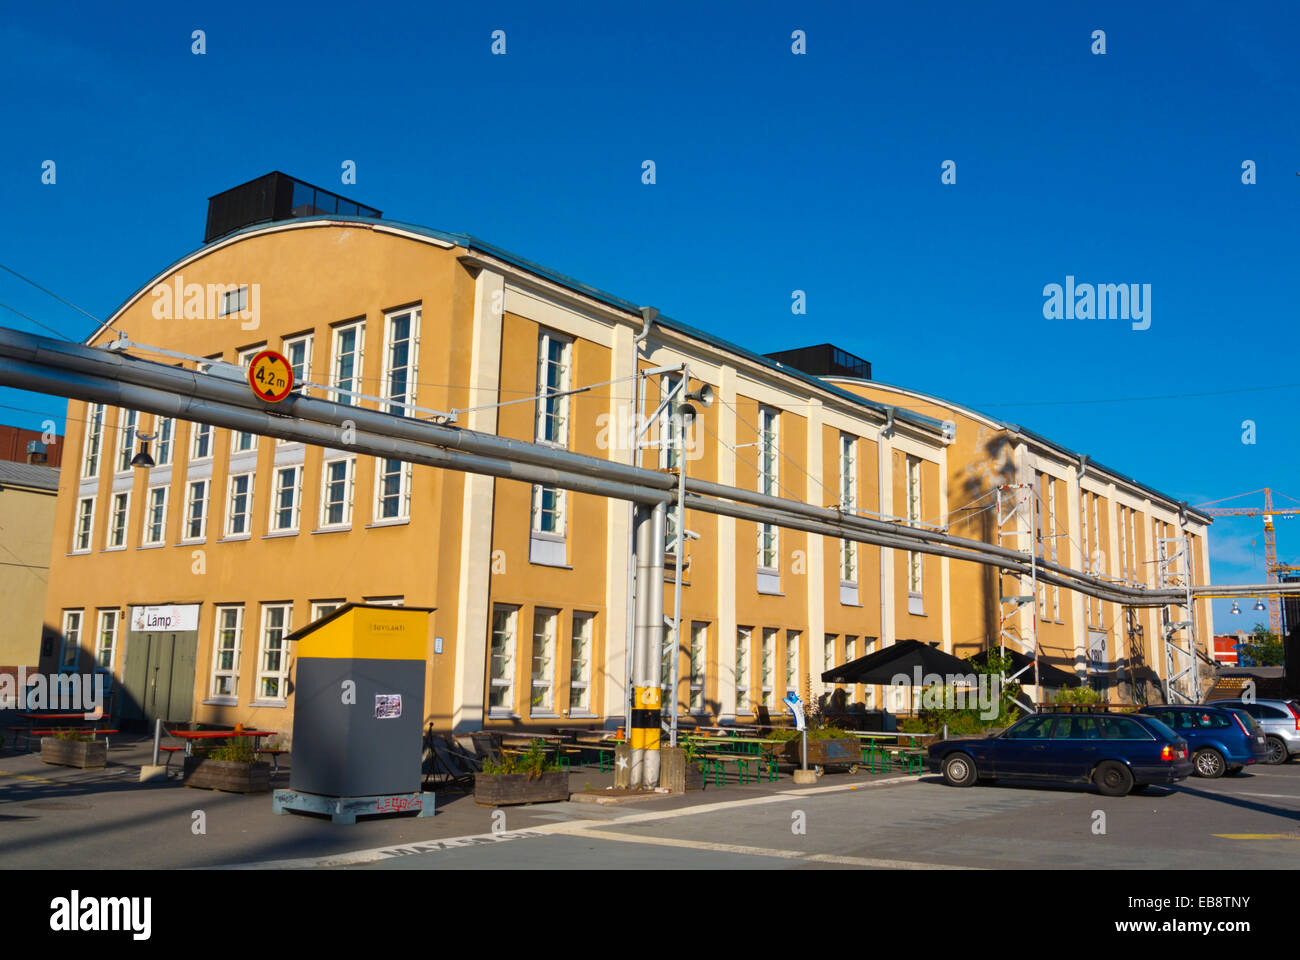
(734, 626), (802, 710)
(60, 598), (403, 705)
(489, 604), (596, 717)
(71, 455), (413, 553)
(79, 307), (422, 481)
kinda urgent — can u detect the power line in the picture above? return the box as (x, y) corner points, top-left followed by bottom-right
(0, 262), (102, 338)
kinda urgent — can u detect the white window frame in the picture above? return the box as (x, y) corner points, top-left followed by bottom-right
(906, 455), (923, 604)
(311, 600), (346, 622)
(530, 607), (558, 716)
(362, 596), (405, 606)
(735, 627), (751, 712)
(95, 608), (119, 671)
(106, 491), (130, 550)
(757, 407), (779, 570)
(73, 496), (95, 553)
(255, 603), (293, 701)
(283, 331), (314, 398)
(232, 347), (263, 453)
(81, 403), (104, 480)
(373, 457), (412, 523)
(190, 420), (213, 461)
(183, 478), (209, 542)
(116, 408), (138, 473)
(210, 605), (244, 700)
(381, 306), (421, 416)
(154, 415), (174, 466)
(270, 465), (302, 533)
(59, 610), (83, 671)
(689, 621), (707, 712)
(535, 329), (572, 447)
(219, 286), (248, 316)
(569, 612), (594, 715)
(331, 319), (365, 406)
(785, 630), (800, 698)
(531, 482), (566, 537)
(839, 434), (857, 582)
(142, 485), (169, 546)
(319, 457), (355, 529)
(225, 472), (254, 538)
(761, 627), (776, 708)
(489, 605), (518, 717)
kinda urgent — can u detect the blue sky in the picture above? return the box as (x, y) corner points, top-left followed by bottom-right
(2, 1), (1298, 624)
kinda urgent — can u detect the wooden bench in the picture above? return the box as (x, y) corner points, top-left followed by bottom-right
(254, 748), (288, 776)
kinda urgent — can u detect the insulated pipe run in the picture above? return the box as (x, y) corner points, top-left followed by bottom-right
(0, 356), (676, 507)
(628, 505), (656, 788)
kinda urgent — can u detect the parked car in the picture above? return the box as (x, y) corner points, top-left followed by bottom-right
(1136, 705), (1267, 777)
(1205, 698), (1300, 765)
(927, 711), (1192, 796)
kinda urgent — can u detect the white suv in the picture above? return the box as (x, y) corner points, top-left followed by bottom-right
(1209, 699), (1300, 764)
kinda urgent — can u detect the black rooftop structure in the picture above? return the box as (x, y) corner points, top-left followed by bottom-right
(764, 343), (871, 381)
(204, 172), (382, 244)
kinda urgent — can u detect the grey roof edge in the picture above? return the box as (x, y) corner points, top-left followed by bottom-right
(91, 215), (955, 440)
(0, 460), (60, 491)
(824, 374), (1213, 525)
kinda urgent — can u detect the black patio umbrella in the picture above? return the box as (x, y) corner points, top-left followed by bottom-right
(968, 648), (1079, 687)
(821, 638), (973, 685)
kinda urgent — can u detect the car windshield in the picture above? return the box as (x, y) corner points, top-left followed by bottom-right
(1141, 716), (1180, 741)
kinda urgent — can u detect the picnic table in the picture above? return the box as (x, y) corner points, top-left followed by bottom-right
(167, 728), (278, 756)
(10, 712), (117, 751)
(683, 735), (785, 785)
(847, 731), (936, 774)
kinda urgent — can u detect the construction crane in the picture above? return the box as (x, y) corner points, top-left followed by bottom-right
(1194, 488), (1300, 635)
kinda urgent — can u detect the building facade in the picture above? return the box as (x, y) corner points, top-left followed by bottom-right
(37, 187), (1214, 735)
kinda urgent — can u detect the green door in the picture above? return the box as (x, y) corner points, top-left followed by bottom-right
(120, 631), (198, 729)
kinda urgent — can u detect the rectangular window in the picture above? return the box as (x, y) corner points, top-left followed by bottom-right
(226, 473), (253, 537)
(143, 486), (168, 545)
(382, 307), (420, 416)
(1048, 478), (1061, 619)
(60, 610), (83, 669)
(107, 491), (129, 549)
(757, 407), (779, 569)
(660, 375), (683, 551)
(320, 458), (355, 528)
(530, 608), (557, 714)
(184, 479), (209, 541)
(785, 630), (800, 697)
(219, 286), (248, 316)
(210, 605), (243, 698)
(190, 421), (212, 460)
(373, 458), (412, 522)
(154, 416), (174, 466)
(761, 628), (776, 707)
(232, 348), (262, 452)
(311, 600), (345, 621)
(735, 627), (751, 711)
(73, 496), (95, 553)
(116, 408), (138, 472)
(271, 465), (302, 532)
(569, 612), (594, 714)
(283, 332), (313, 397)
(906, 456), (923, 602)
(489, 606), (517, 716)
(331, 319), (365, 405)
(531, 483), (565, 535)
(536, 329), (572, 446)
(824, 634), (835, 673)
(95, 609), (119, 670)
(689, 622), (707, 712)
(840, 434), (857, 581)
(363, 595), (404, 606)
(82, 403), (104, 479)
(256, 603), (292, 700)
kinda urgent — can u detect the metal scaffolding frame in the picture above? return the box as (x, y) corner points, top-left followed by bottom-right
(996, 483), (1040, 712)
(1157, 536), (1202, 704)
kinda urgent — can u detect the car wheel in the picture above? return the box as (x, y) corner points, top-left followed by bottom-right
(941, 752), (978, 787)
(1193, 748), (1226, 779)
(1266, 737), (1288, 765)
(1094, 760), (1134, 797)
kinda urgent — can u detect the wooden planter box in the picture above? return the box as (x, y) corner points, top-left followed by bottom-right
(779, 737), (859, 767)
(661, 746), (706, 792)
(474, 770), (569, 806)
(184, 756), (271, 793)
(40, 737), (107, 769)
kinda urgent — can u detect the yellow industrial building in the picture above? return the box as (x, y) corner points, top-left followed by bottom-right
(37, 174), (1215, 737)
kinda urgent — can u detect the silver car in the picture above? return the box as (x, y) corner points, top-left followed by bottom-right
(1208, 698), (1300, 764)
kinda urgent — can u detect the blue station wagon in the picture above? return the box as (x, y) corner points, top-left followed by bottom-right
(1136, 705), (1267, 778)
(927, 711), (1192, 796)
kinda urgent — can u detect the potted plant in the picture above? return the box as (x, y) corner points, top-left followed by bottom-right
(767, 725), (860, 767)
(40, 730), (107, 769)
(184, 736), (271, 793)
(474, 739), (569, 806)
(659, 739), (706, 792)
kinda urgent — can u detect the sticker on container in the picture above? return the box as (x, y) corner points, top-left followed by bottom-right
(375, 694), (402, 719)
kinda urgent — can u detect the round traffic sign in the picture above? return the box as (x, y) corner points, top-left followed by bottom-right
(248, 349), (294, 402)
